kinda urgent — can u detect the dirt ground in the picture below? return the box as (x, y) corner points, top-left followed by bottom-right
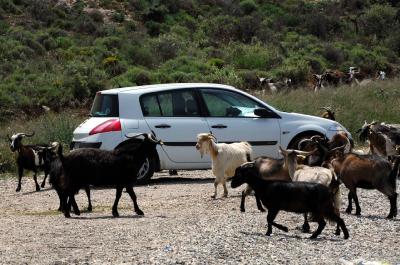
(0, 170), (399, 265)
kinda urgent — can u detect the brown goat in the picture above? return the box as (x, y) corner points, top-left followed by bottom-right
(320, 107), (336, 121)
(358, 121), (397, 158)
(330, 151), (399, 218)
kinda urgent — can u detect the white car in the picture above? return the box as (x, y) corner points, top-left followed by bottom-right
(71, 83), (350, 182)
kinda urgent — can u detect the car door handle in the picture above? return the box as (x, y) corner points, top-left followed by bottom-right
(155, 124), (171, 128)
(211, 124), (227, 129)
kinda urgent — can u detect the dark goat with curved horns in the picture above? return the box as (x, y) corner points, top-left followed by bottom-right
(58, 132), (162, 218)
(7, 132), (56, 192)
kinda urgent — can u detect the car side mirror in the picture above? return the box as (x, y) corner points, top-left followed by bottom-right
(254, 108), (281, 118)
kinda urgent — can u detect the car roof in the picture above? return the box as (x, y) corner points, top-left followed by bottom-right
(100, 83), (236, 94)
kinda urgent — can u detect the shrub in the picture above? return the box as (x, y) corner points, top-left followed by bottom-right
(112, 11), (125, 23)
(125, 44), (155, 68)
(361, 4), (397, 39)
(207, 58), (225, 69)
(230, 44), (281, 71)
(239, 0), (258, 15)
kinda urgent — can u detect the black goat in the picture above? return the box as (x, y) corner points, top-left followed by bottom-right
(7, 132), (55, 192)
(41, 147), (92, 213)
(58, 133), (162, 218)
(231, 162), (349, 239)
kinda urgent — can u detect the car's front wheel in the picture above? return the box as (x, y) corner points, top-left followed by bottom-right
(136, 156), (155, 184)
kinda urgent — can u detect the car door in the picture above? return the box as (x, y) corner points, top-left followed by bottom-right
(140, 89), (210, 163)
(199, 88), (281, 158)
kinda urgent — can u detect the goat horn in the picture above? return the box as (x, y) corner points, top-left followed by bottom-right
(22, 132), (35, 137)
(278, 146), (288, 155)
(208, 133), (217, 141)
(294, 149), (318, 156)
(310, 135), (323, 141)
(320, 106), (332, 111)
(297, 139), (313, 150)
(329, 144), (346, 153)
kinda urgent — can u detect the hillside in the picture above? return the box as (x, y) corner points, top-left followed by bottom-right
(0, 0), (400, 118)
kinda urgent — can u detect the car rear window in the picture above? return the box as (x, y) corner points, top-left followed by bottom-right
(90, 93), (119, 117)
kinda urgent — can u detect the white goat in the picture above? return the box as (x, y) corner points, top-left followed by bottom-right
(279, 146), (342, 234)
(196, 133), (252, 198)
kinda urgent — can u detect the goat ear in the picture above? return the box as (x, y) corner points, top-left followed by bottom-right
(278, 146), (287, 155)
(6, 134), (11, 142)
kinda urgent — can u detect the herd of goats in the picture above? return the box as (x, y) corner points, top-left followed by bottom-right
(259, 67), (387, 93)
(4, 107), (400, 240)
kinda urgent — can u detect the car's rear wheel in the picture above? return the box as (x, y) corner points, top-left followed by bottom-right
(136, 156), (155, 184)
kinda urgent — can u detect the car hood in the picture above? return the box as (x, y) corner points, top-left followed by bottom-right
(277, 111), (350, 137)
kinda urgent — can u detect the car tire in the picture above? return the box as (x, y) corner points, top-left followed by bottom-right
(288, 133), (323, 150)
(136, 156), (155, 184)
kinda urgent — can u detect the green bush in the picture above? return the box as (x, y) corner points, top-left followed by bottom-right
(361, 4), (397, 39)
(239, 0), (258, 15)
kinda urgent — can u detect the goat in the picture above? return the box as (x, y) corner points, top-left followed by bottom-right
(195, 133), (253, 199)
(231, 162), (349, 239)
(279, 146), (342, 235)
(358, 121), (398, 158)
(329, 149), (399, 218)
(320, 107), (336, 121)
(298, 132), (352, 166)
(239, 156), (291, 212)
(58, 133), (162, 218)
(7, 132), (55, 192)
(41, 146), (92, 213)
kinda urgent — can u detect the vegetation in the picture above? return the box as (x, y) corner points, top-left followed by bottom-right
(0, 0), (399, 117)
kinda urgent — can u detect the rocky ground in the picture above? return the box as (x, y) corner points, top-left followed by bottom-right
(0, 170), (399, 264)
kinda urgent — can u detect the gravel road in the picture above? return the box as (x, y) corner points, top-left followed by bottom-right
(0, 170), (399, 264)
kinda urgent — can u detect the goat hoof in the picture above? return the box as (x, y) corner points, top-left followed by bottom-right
(211, 195), (216, 199)
(345, 208), (352, 214)
(335, 229), (341, 236)
(355, 211), (361, 216)
(309, 234), (318, 239)
(302, 224), (310, 233)
(240, 208), (245, 213)
(87, 206), (93, 212)
(112, 211), (119, 218)
(223, 194), (228, 198)
(64, 212), (71, 218)
(40, 183), (45, 188)
(282, 227), (289, 233)
(265, 232), (272, 236)
(386, 214), (394, 219)
(35, 186), (40, 192)
(74, 210), (81, 216)
(136, 209), (144, 216)
(16, 187), (21, 192)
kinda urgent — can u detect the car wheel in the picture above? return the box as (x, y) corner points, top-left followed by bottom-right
(136, 156), (155, 184)
(288, 133), (323, 150)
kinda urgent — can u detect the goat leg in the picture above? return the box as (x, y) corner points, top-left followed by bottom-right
(211, 182), (218, 199)
(302, 213), (310, 233)
(222, 182), (228, 198)
(41, 171), (48, 188)
(351, 190), (361, 216)
(387, 193), (398, 219)
(345, 191), (353, 214)
(16, 166), (23, 192)
(126, 186), (144, 216)
(112, 187), (123, 217)
(85, 187), (92, 212)
(64, 194), (73, 218)
(255, 194), (265, 212)
(69, 196), (80, 216)
(266, 209), (279, 236)
(310, 218), (326, 239)
(33, 170), (40, 191)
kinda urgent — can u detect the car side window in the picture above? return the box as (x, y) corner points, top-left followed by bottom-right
(141, 90), (200, 117)
(200, 88), (264, 117)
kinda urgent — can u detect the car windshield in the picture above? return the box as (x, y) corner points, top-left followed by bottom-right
(90, 93), (119, 117)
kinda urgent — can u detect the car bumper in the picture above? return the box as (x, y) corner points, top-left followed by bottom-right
(70, 141), (102, 150)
